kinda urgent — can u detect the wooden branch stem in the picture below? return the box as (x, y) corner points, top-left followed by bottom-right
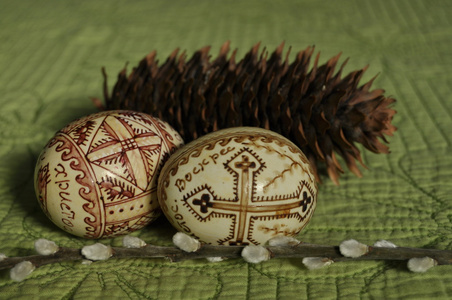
(1, 242), (451, 271)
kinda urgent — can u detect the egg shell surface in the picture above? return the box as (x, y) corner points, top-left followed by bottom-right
(158, 127), (317, 245)
(34, 110), (183, 239)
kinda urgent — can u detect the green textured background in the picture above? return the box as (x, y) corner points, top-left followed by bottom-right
(1, 0), (452, 299)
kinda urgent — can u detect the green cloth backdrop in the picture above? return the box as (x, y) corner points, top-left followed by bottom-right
(1, 0), (452, 299)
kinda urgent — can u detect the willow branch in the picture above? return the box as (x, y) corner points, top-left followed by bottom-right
(1, 242), (452, 271)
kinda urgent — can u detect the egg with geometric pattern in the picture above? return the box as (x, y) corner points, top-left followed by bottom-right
(34, 110), (183, 239)
(157, 127), (317, 245)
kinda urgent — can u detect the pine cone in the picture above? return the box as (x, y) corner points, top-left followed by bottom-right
(102, 41), (396, 185)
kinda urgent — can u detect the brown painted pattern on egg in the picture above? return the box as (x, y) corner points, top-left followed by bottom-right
(34, 110), (183, 239)
(158, 127), (317, 245)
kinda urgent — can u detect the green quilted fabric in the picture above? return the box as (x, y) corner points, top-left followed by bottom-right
(1, 0), (452, 298)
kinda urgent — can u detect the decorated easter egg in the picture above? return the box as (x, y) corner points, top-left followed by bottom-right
(157, 127), (317, 245)
(34, 110), (183, 238)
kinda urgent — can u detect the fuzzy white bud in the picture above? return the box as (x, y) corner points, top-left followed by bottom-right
(206, 257), (225, 263)
(373, 240), (397, 248)
(407, 257), (437, 273)
(267, 236), (301, 246)
(241, 245), (271, 264)
(172, 232), (201, 252)
(122, 235), (147, 248)
(10, 261), (35, 282)
(34, 239), (59, 255)
(302, 257), (334, 270)
(0, 253), (6, 261)
(339, 239), (369, 258)
(81, 243), (113, 261)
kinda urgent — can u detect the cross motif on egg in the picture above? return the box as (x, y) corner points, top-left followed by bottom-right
(158, 127), (317, 245)
(85, 114), (162, 193)
(35, 111), (183, 238)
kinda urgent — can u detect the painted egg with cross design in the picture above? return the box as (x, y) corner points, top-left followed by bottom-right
(34, 110), (183, 239)
(157, 127), (317, 245)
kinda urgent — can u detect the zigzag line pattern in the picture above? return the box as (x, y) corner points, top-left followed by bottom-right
(254, 180), (304, 202)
